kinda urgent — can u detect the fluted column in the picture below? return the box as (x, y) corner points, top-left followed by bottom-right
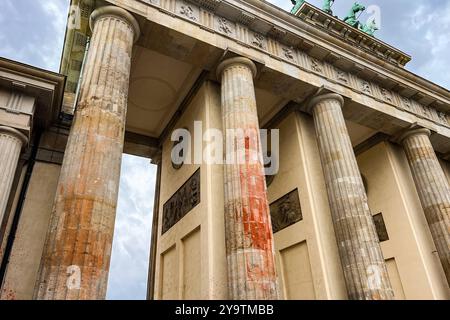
(0, 126), (28, 224)
(35, 6), (140, 300)
(309, 93), (394, 300)
(400, 128), (450, 286)
(217, 57), (279, 300)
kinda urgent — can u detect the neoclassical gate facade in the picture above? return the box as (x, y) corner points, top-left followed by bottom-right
(0, 0), (449, 300)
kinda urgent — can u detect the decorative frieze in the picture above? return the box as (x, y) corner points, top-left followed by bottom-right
(178, 1), (199, 21)
(162, 169), (201, 234)
(142, 0), (450, 129)
(380, 88), (394, 104)
(335, 70), (349, 84)
(270, 189), (303, 233)
(310, 58), (323, 74)
(360, 80), (372, 94)
(281, 46), (295, 62)
(250, 32), (266, 50)
(216, 16), (234, 36)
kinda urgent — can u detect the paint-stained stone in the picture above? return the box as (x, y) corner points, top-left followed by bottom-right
(217, 57), (279, 300)
(35, 6), (140, 300)
(309, 93), (395, 300)
(401, 128), (450, 286)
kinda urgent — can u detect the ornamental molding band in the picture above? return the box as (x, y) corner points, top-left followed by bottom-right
(162, 169), (201, 234)
(124, 0), (450, 131)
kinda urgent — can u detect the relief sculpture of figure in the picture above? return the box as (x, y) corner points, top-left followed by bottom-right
(279, 199), (298, 226)
(190, 177), (200, 206)
(271, 191), (302, 233)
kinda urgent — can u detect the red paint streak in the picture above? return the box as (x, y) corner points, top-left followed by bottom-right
(239, 129), (274, 253)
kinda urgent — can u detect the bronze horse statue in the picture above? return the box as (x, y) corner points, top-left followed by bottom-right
(343, 2), (366, 29)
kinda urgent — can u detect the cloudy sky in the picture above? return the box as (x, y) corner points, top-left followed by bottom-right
(0, 0), (449, 300)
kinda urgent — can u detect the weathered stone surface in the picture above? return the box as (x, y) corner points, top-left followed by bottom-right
(401, 128), (450, 286)
(35, 6), (140, 300)
(0, 126), (27, 225)
(309, 93), (394, 300)
(217, 57), (279, 300)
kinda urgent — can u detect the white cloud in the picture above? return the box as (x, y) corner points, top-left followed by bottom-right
(0, 0), (68, 71)
(106, 154), (156, 300)
(39, 0), (68, 70)
(403, 1), (450, 89)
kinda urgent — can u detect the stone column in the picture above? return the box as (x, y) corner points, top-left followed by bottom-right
(400, 128), (450, 286)
(309, 93), (394, 300)
(217, 57), (279, 300)
(0, 126), (27, 224)
(35, 6), (140, 300)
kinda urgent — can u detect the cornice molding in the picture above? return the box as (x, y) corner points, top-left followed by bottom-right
(295, 3), (411, 66)
(98, 0), (450, 131)
(133, 0), (449, 128)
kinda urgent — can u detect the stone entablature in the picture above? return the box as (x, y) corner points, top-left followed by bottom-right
(295, 3), (411, 66)
(0, 89), (35, 137)
(109, 0), (450, 131)
(0, 58), (65, 139)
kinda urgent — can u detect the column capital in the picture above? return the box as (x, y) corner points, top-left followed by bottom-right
(399, 127), (431, 143)
(0, 126), (28, 147)
(216, 57), (257, 80)
(308, 93), (344, 113)
(90, 6), (141, 43)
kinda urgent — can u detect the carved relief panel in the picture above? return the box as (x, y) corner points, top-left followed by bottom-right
(177, 1), (200, 21)
(373, 212), (389, 242)
(270, 189), (302, 233)
(162, 169), (201, 234)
